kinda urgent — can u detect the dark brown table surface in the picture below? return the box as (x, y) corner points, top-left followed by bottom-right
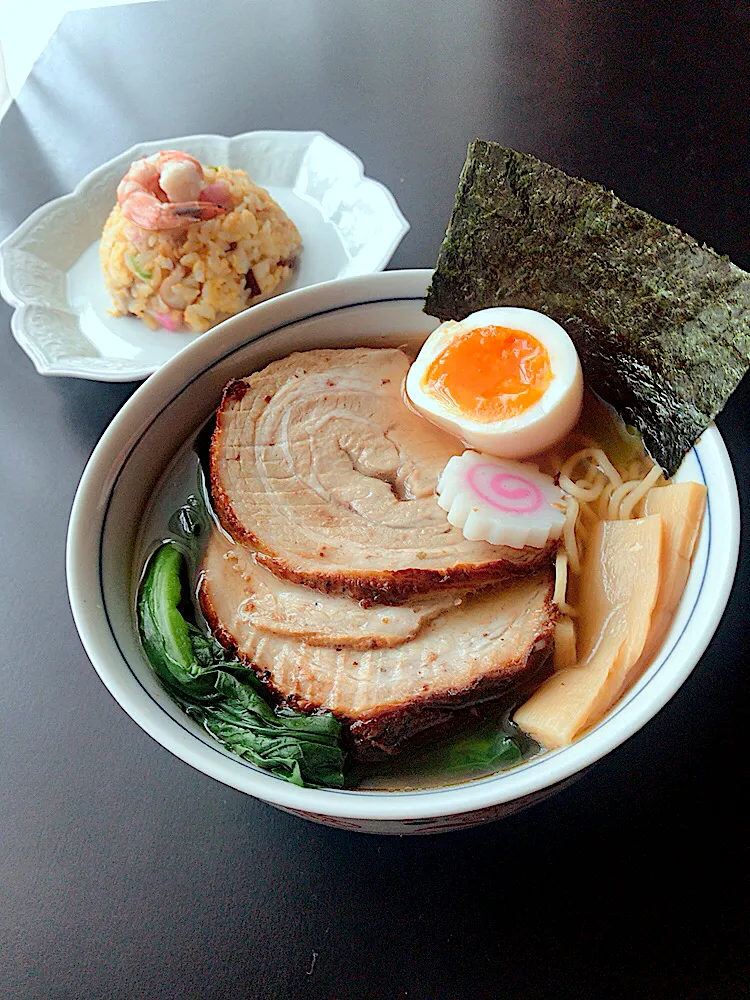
(1, 2), (748, 997)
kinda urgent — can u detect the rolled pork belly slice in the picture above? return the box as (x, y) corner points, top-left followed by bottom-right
(210, 348), (555, 604)
(206, 533), (467, 649)
(199, 532), (557, 757)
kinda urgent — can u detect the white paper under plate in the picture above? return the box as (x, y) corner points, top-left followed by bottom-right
(0, 131), (409, 381)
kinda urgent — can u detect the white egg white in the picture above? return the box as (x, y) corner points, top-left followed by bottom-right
(405, 307), (583, 458)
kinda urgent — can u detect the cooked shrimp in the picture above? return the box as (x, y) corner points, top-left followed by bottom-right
(199, 181), (234, 211)
(116, 151), (229, 231)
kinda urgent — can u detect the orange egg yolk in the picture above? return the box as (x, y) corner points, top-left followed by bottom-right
(423, 325), (552, 423)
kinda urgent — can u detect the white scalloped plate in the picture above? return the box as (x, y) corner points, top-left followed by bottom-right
(0, 131), (409, 381)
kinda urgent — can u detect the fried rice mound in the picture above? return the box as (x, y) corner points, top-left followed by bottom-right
(100, 165), (302, 333)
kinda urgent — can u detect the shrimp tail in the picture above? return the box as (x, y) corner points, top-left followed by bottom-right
(119, 192), (224, 231)
(171, 201), (225, 221)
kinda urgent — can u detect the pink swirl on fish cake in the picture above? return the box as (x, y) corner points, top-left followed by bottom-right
(466, 464), (543, 514)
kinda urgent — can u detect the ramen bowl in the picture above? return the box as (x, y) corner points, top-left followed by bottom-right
(66, 269), (739, 834)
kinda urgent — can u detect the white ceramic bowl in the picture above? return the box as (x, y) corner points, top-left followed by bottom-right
(67, 270), (739, 834)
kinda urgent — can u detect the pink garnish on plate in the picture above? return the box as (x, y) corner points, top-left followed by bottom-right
(153, 311), (181, 332)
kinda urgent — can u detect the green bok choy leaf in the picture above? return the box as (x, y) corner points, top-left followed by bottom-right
(138, 542), (347, 788)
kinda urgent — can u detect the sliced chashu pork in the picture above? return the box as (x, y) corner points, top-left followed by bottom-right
(210, 348), (555, 603)
(211, 533), (466, 649)
(199, 532), (557, 757)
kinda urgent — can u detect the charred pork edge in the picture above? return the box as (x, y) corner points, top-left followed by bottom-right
(210, 368), (560, 601)
(347, 597), (557, 759)
(209, 381), (269, 558)
(209, 386), (557, 603)
(252, 545), (557, 605)
(198, 575), (558, 759)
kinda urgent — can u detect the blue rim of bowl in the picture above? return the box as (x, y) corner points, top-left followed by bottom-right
(96, 294), (712, 799)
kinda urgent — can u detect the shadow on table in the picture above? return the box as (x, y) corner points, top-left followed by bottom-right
(53, 375), (140, 456)
(214, 739), (747, 999)
(0, 102), (67, 235)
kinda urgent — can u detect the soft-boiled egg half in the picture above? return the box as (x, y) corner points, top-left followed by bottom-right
(405, 307), (583, 458)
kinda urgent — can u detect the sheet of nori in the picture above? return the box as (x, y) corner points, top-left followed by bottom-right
(425, 140), (750, 475)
